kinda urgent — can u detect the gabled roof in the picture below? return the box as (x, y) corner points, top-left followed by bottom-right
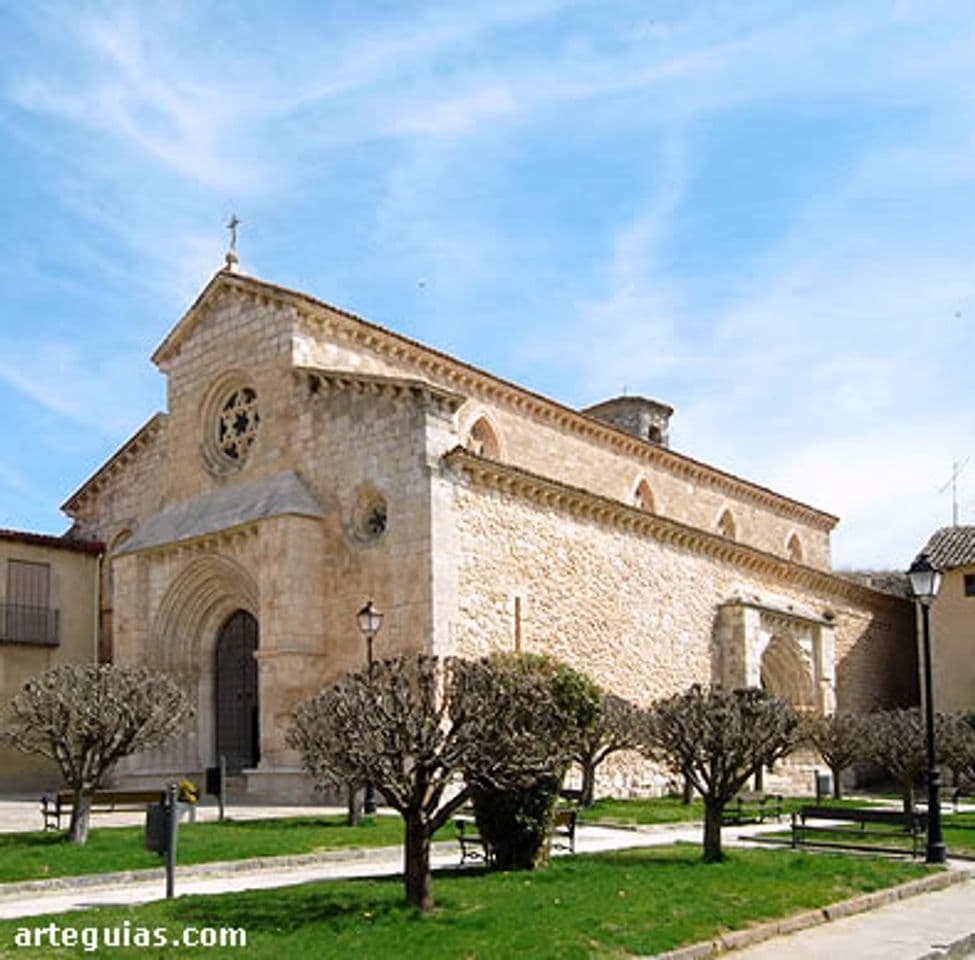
(147, 268), (839, 532)
(61, 414), (166, 516)
(919, 526), (975, 570)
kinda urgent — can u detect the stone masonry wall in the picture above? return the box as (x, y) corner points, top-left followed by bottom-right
(293, 301), (833, 570)
(446, 472), (913, 792)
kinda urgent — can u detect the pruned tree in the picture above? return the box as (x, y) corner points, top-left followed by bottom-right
(288, 655), (473, 912)
(289, 653), (600, 907)
(646, 684), (799, 862)
(937, 712), (975, 789)
(801, 712), (868, 800)
(572, 691), (649, 807)
(457, 653), (600, 869)
(863, 708), (926, 818)
(1, 665), (193, 844)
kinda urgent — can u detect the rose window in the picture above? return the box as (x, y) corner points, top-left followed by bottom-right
(217, 388), (260, 462)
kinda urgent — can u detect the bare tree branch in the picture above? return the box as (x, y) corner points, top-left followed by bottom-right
(1, 665), (193, 843)
(572, 692), (649, 806)
(645, 684), (799, 862)
(801, 713), (869, 799)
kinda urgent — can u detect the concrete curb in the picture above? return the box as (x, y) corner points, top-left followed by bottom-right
(917, 930), (975, 960)
(0, 840), (459, 900)
(649, 869), (969, 959)
(580, 819), (705, 834)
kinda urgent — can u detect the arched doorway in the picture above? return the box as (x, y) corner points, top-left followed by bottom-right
(215, 610), (259, 772)
(760, 634), (815, 713)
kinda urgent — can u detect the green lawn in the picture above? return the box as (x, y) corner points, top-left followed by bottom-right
(0, 846), (932, 959)
(0, 816), (419, 885)
(581, 794), (875, 826)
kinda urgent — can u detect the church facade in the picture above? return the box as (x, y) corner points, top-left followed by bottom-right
(60, 263), (918, 798)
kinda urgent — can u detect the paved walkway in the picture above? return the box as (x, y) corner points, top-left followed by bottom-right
(724, 874), (975, 960)
(0, 797), (972, 958)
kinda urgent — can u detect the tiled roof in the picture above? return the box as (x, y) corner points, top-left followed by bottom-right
(919, 526), (975, 570)
(0, 528), (104, 555)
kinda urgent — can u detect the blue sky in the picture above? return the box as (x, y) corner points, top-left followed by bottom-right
(0, 0), (972, 569)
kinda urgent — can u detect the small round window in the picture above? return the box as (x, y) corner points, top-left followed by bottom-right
(352, 488), (388, 544)
(217, 387), (260, 462)
(201, 374), (260, 475)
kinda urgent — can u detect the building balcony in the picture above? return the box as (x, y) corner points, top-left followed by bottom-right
(0, 603), (59, 646)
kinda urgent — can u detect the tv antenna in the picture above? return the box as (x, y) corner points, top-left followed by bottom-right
(938, 458), (969, 527)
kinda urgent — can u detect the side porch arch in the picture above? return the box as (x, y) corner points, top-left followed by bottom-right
(714, 596), (836, 715)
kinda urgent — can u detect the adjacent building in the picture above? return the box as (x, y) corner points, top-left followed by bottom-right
(0, 529), (102, 790)
(916, 526), (975, 715)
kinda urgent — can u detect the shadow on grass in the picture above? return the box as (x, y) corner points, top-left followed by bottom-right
(170, 864), (491, 932)
(0, 832), (66, 850)
(207, 817), (375, 831)
(170, 883), (410, 933)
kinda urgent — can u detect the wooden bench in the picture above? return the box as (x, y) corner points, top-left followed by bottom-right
(454, 808), (578, 864)
(455, 814), (492, 865)
(551, 808), (577, 853)
(722, 792), (783, 825)
(952, 786), (974, 813)
(790, 805), (928, 858)
(41, 790), (165, 831)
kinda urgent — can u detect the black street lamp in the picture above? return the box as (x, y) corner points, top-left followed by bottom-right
(357, 600), (384, 815)
(906, 552), (946, 864)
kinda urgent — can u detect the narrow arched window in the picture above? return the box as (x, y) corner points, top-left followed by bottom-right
(633, 479), (655, 512)
(466, 417), (501, 459)
(717, 509), (736, 541)
(787, 533), (804, 563)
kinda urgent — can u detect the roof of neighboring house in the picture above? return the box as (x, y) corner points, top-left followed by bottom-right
(0, 528), (104, 555)
(919, 526), (975, 570)
(835, 570), (911, 599)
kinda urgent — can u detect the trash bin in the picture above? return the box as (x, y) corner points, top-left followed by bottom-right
(814, 771), (832, 802)
(205, 766), (221, 797)
(145, 803), (165, 853)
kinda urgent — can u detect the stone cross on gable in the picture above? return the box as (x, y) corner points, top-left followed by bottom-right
(226, 214), (240, 251)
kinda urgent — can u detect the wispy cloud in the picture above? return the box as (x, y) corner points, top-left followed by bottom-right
(0, 342), (160, 435)
(2, 0), (974, 562)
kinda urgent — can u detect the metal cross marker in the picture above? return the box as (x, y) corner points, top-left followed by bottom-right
(226, 214), (240, 251)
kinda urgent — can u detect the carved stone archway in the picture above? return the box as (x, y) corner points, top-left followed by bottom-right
(147, 554), (260, 771)
(760, 633), (816, 713)
(714, 596), (836, 715)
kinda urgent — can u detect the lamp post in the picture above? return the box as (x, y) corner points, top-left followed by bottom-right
(906, 553), (945, 864)
(357, 600), (384, 815)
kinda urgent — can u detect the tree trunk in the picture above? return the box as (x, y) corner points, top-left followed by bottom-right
(703, 800), (724, 863)
(682, 773), (694, 805)
(580, 762), (596, 808)
(403, 814), (433, 912)
(346, 784), (362, 827)
(753, 764), (764, 791)
(68, 790), (92, 845)
(902, 782), (914, 821)
(830, 764), (843, 800)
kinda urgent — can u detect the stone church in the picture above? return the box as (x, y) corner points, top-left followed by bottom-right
(58, 256), (917, 798)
